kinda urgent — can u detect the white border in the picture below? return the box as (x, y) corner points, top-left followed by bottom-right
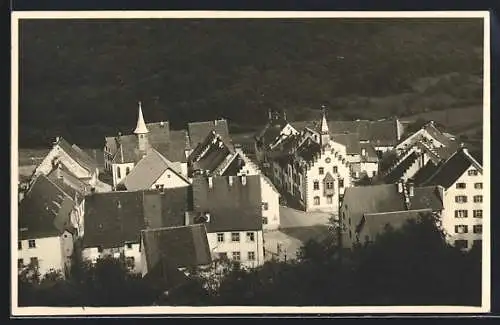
(11, 10), (491, 316)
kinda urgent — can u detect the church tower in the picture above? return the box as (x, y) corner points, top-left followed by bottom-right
(320, 106), (330, 147)
(134, 101), (149, 153)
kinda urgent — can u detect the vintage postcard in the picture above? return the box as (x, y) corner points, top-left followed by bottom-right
(11, 10), (490, 316)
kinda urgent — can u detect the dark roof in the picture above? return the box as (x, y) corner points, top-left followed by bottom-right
(121, 149), (189, 191)
(343, 183), (443, 234)
(56, 138), (98, 173)
(82, 148), (105, 169)
(296, 138), (321, 163)
(256, 117), (290, 147)
(188, 119), (233, 150)
(19, 175), (75, 240)
(82, 188), (189, 248)
(46, 165), (91, 198)
(189, 131), (235, 176)
(383, 152), (419, 183)
(220, 154), (245, 176)
(422, 148), (483, 189)
(423, 122), (453, 147)
(331, 133), (361, 155)
(360, 142), (379, 163)
(360, 209), (428, 241)
(192, 175), (262, 232)
(141, 224), (211, 272)
(412, 160), (441, 186)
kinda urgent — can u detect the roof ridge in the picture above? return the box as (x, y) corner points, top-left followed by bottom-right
(364, 208), (432, 216)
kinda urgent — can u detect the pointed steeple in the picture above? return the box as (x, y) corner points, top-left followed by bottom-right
(320, 105), (330, 146)
(134, 101), (149, 134)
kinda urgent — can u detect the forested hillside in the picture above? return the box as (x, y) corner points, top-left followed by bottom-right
(18, 18), (484, 148)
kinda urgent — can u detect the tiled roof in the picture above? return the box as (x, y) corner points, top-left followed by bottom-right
(360, 142), (379, 163)
(188, 119), (233, 150)
(46, 165), (91, 198)
(192, 175), (262, 232)
(360, 209), (429, 241)
(423, 122), (453, 147)
(412, 160), (441, 186)
(296, 138), (321, 163)
(331, 133), (361, 155)
(121, 149), (189, 191)
(110, 134), (142, 164)
(141, 224), (211, 272)
(421, 148), (482, 189)
(256, 117), (290, 147)
(19, 175), (75, 240)
(189, 131), (235, 176)
(82, 188), (189, 249)
(410, 186), (444, 211)
(83, 148), (105, 169)
(56, 138), (98, 173)
(383, 152), (419, 184)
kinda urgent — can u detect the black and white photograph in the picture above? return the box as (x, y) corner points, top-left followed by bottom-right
(11, 11), (490, 315)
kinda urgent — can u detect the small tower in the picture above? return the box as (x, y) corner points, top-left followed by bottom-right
(134, 101), (149, 152)
(320, 105), (330, 146)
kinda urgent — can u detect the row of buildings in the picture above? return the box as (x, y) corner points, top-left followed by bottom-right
(254, 109), (484, 251)
(18, 103), (280, 290)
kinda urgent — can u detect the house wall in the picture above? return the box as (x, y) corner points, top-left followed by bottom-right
(112, 162), (135, 188)
(82, 243), (142, 272)
(441, 166), (483, 251)
(123, 243), (142, 273)
(360, 161), (379, 178)
(208, 230), (265, 269)
(304, 145), (351, 213)
(180, 162), (188, 177)
(18, 236), (67, 277)
(152, 169), (190, 189)
(339, 200), (354, 248)
(260, 177), (280, 230)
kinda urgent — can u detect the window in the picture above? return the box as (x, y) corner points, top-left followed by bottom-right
(246, 232), (255, 242)
(18, 241), (22, 250)
(18, 258), (24, 268)
(314, 196), (320, 205)
(327, 195), (333, 204)
(473, 240), (482, 248)
(231, 232), (240, 242)
(333, 166), (338, 174)
(326, 182), (334, 190)
(126, 257), (135, 268)
(262, 202), (269, 211)
(474, 195), (483, 203)
(30, 257), (39, 267)
(319, 167), (324, 175)
(117, 167), (121, 179)
(455, 240), (468, 250)
(218, 252), (227, 260)
(126, 167), (131, 175)
(232, 252), (241, 261)
(456, 183), (466, 189)
(473, 210), (483, 218)
(455, 196), (467, 203)
(313, 181), (319, 190)
(455, 225), (468, 234)
(473, 225), (482, 234)
(217, 233), (224, 243)
(262, 217), (268, 225)
(454, 210), (468, 218)
(468, 169), (478, 176)
(28, 239), (36, 249)
(339, 179), (344, 188)
(474, 183), (483, 189)
(248, 251), (256, 261)
(126, 243), (133, 249)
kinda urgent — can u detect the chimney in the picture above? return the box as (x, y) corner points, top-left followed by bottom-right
(228, 175), (233, 186)
(241, 174), (247, 186)
(204, 212), (211, 223)
(208, 177), (213, 188)
(268, 109), (272, 121)
(397, 181), (403, 193)
(361, 148), (366, 157)
(53, 136), (60, 146)
(117, 200), (122, 209)
(283, 110), (287, 121)
(408, 181), (415, 197)
(184, 211), (191, 226)
(91, 187), (96, 194)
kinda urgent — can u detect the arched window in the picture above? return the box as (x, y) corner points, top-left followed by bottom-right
(126, 167), (131, 175)
(117, 167), (121, 179)
(314, 196), (320, 205)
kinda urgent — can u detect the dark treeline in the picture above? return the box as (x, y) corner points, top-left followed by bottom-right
(19, 215), (481, 307)
(19, 18), (483, 148)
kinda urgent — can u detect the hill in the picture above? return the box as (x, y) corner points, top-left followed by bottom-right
(18, 18), (484, 148)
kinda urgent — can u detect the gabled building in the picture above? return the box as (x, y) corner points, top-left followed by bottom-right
(190, 175), (265, 269)
(417, 146), (484, 251)
(339, 181), (444, 248)
(118, 149), (190, 191)
(33, 137), (100, 187)
(18, 174), (82, 277)
(81, 187), (190, 272)
(267, 111), (353, 213)
(395, 120), (459, 155)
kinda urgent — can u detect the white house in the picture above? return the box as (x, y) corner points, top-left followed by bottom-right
(33, 136), (100, 187)
(418, 146), (483, 251)
(81, 187), (190, 272)
(18, 174), (81, 277)
(118, 148), (190, 191)
(267, 111), (352, 213)
(191, 175), (265, 269)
